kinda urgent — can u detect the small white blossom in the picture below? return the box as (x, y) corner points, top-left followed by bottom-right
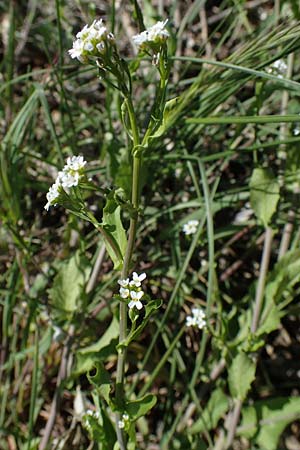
(128, 290), (144, 310)
(186, 307), (206, 330)
(133, 20), (169, 50)
(120, 287), (130, 299)
(44, 180), (61, 211)
(118, 419), (125, 429)
(233, 203), (253, 224)
(267, 59), (287, 78)
(85, 409), (100, 419)
(65, 155), (87, 171)
(69, 19), (115, 64)
(58, 169), (80, 188)
(130, 272), (147, 287)
(182, 220), (199, 235)
(118, 413), (129, 429)
(118, 278), (129, 288)
(117, 272), (147, 310)
(272, 59), (287, 73)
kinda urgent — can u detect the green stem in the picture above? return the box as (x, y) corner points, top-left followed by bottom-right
(115, 94), (140, 449)
(251, 226), (273, 333)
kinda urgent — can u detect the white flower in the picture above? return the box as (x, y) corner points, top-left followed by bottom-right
(130, 272), (147, 287)
(272, 59), (287, 74)
(118, 278), (129, 288)
(117, 272), (147, 310)
(233, 203), (253, 225)
(58, 155), (87, 188)
(44, 155), (87, 212)
(118, 419), (125, 429)
(120, 287), (130, 299)
(65, 155), (87, 171)
(58, 169), (80, 188)
(69, 19), (115, 64)
(118, 413), (129, 429)
(133, 19), (169, 49)
(267, 59), (287, 78)
(128, 290), (144, 310)
(44, 180), (61, 211)
(186, 307), (206, 330)
(182, 220), (199, 235)
(68, 39), (86, 63)
(85, 409), (100, 419)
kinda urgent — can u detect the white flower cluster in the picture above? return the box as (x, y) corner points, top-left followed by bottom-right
(118, 272), (147, 310)
(68, 19), (115, 63)
(45, 155), (87, 211)
(186, 307), (206, 330)
(118, 413), (129, 429)
(132, 20), (169, 50)
(182, 219), (199, 235)
(86, 409), (100, 419)
(267, 59), (287, 79)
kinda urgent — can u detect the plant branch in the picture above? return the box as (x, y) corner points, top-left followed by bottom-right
(115, 93), (141, 450)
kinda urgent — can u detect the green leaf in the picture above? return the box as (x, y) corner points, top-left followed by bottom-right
(257, 250), (300, 335)
(264, 249), (300, 307)
(48, 252), (91, 320)
(240, 397), (300, 450)
(250, 167), (280, 227)
(87, 362), (111, 405)
(228, 352), (256, 400)
(189, 388), (229, 434)
(102, 191), (127, 269)
(126, 394), (157, 421)
(84, 406), (116, 450)
(147, 97), (180, 145)
(75, 316), (119, 374)
(117, 299), (162, 350)
(187, 114), (300, 125)
(256, 300), (282, 336)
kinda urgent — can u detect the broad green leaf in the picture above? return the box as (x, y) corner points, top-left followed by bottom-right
(240, 397), (300, 450)
(48, 252), (91, 320)
(117, 299), (162, 350)
(257, 250), (300, 335)
(87, 362), (111, 405)
(102, 191), (127, 270)
(228, 352), (256, 400)
(250, 167), (280, 227)
(189, 388), (229, 434)
(147, 97), (180, 145)
(75, 316), (119, 374)
(264, 250), (300, 307)
(126, 394), (157, 421)
(256, 301), (282, 336)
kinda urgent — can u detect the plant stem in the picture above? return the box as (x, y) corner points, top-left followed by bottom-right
(225, 226), (273, 449)
(251, 226), (273, 333)
(115, 94), (140, 449)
